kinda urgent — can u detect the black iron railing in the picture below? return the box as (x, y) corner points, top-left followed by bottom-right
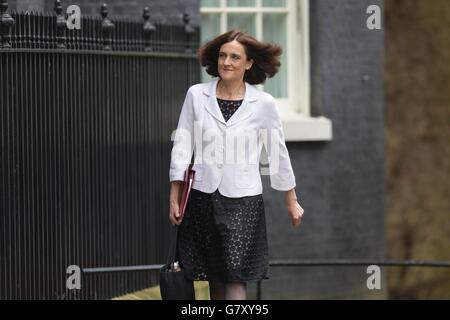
(1, 1), (198, 52)
(1, 0), (200, 300)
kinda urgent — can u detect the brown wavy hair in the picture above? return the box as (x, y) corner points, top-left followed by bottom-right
(198, 30), (282, 85)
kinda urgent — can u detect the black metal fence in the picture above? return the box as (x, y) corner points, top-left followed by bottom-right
(0, 0), (200, 299)
(81, 259), (450, 299)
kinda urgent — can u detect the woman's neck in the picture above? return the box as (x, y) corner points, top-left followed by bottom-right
(217, 78), (245, 100)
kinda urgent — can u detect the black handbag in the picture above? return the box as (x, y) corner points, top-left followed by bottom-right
(159, 226), (195, 300)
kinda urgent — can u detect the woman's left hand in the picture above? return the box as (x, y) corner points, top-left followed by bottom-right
(287, 201), (304, 228)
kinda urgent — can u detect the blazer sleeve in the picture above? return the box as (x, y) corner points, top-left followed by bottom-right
(169, 87), (195, 182)
(263, 95), (296, 191)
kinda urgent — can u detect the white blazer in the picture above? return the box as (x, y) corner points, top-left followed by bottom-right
(169, 78), (296, 198)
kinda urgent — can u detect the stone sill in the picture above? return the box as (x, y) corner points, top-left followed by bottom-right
(281, 112), (333, 142)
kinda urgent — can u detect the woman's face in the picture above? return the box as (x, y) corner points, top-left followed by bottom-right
(217, 40), (254, 82)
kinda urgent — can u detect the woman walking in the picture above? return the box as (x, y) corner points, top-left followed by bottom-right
(169, 30), (305, 300)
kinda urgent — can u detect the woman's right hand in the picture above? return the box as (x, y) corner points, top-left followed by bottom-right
(169, 200), (182, 226)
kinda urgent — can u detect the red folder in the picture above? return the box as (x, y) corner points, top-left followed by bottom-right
(179, 166), (195, 220)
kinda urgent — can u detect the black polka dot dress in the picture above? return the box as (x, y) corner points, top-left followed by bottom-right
(216, 97), (242, 122)
(177, 98), (270, 283)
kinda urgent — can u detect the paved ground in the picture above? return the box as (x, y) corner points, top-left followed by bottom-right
(113, 281), (210, 300)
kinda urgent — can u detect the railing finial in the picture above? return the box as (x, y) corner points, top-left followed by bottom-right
(0, 0), (15, 48)
(143, 6), (156, 52)
(100, 3), (114, 50)
(54, 0), (66, 49)
(54, 0), (62, 15)
(100, 3), (108, 19)
(183, 11), (194, 53)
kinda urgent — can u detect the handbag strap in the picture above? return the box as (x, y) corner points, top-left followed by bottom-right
(166, 225), (180, 266)
(166, 161), (194, 266)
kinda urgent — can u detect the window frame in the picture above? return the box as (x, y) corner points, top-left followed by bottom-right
(200, 0), (310, 116)
(200, 0), (333, 141)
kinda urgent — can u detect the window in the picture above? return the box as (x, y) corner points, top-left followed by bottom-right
(200, 0), (333, 141)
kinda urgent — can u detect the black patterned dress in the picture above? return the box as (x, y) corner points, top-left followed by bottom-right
(177, 98), (270, 283)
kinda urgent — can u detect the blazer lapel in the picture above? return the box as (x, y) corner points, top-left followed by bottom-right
(203, 78), (258, 127)
(203, 79), (226, 125)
